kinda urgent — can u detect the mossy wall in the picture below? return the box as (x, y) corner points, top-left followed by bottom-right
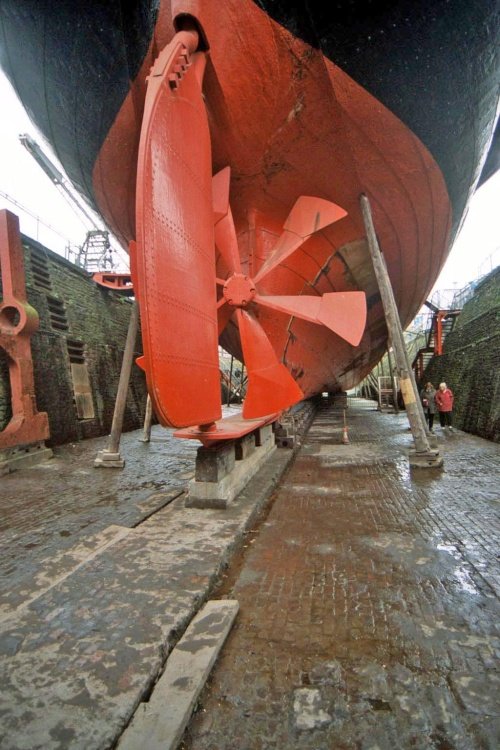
(422, 267), (500, 441)
(0, 235), (147, 445)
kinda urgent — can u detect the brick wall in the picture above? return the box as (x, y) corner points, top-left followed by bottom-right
(0, 235), (147, 445)
(422, 267), (500, 441)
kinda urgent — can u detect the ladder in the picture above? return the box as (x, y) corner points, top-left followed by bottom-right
(412, 304), (461, 381)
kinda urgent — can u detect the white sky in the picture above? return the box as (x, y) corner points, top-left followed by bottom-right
(0, 70), (498, 289)
(0, 72), (129, 269)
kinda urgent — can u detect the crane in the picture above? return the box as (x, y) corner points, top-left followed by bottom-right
(19, 133), (119, 271)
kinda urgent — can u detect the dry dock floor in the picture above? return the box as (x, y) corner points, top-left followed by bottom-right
(0, 399), (499, 750)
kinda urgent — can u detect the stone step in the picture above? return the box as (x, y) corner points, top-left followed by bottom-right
(117, 600), (239, 750)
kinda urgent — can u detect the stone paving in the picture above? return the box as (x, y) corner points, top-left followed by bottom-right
(0, 408), (295, 750)
(0, 427), (197, 612)
(182, 400), (500, 750)
(0, 399), (499, 750)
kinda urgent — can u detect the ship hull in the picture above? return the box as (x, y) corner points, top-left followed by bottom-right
(0, 1), (498, 398)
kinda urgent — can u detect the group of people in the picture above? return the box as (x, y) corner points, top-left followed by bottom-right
(420, 382), (454, 432)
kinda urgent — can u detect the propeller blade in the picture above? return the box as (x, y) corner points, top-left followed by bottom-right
(236, 309), (304, 418)
(217, 298), (234, 335)
(254, 196), (347, 283)
(213, 167), (241, 274)
(214, 210), (242, 275)
(255, 291), (367, 346)
(212, 166), (231, 223)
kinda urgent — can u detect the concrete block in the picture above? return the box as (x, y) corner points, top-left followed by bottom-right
(274, 422), (290, 437)
(118, 600), (239, 750)
(255, 424), (273, 448)
(235, 433), (255, 461)
(0, 443), (53, 475)
(186, 439), (276, 509)
(408, 448), (443, 469)
(94, 450), (125, 468)
(194, 443), (235, 482)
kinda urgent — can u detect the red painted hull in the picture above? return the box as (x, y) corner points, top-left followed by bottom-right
(4, 1), (496, 420)
(93, 1), (451, 398)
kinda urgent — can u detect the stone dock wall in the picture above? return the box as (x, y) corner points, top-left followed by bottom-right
(0, 235), (147, 445)
(423, 266), (500, 441)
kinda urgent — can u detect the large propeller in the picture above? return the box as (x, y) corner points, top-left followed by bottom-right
(134, 30), (366, 429)
(213, 167), (367, 419)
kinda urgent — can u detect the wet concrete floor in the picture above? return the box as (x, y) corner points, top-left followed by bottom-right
(0, 407), (293, 749)
(0, 399), (498, 749)
(181, 400), (500, 750)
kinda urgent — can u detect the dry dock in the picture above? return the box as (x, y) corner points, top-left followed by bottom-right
(0, 399), (499, 750)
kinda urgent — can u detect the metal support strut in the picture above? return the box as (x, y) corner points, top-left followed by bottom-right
(360, 195), (442, 468)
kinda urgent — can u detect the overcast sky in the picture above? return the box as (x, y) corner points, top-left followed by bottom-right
(0, 70), (498, 290)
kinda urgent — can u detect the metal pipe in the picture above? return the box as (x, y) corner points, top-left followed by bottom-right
(227, 355), (233, 407)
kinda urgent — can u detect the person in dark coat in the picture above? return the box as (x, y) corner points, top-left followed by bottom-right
(420, 381), (437, 432)
(435, 382), (454, 430)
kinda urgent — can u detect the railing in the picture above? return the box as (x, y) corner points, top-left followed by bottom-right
(429, 288), (461, 311)
(430, 247), (499, 313)
(355, 249), (499, 392)
(477, 246), (500, 278)
(451, 280), (479, 310)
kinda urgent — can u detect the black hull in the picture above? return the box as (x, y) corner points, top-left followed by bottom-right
(253, 0), (500, 230)
(0, 0), (159, 204)
(0, 1), (498, 235)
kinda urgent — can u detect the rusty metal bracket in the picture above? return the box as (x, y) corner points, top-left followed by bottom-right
(92, 272), (134, 295)
(0, 209), (50, 451)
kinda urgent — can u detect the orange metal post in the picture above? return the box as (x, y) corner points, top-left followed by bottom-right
(435, 312), (445, 355)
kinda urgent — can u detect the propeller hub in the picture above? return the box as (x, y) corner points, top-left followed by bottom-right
(223, 273), (256, 308)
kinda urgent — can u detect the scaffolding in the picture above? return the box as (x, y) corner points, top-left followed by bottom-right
(76, 230), (114, 272)
(377, 375), (400, 412)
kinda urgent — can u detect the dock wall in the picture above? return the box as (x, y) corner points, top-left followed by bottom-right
(0, 235), (147, 445)
(423, 266), (500, 441)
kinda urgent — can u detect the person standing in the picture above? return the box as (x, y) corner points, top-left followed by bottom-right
(435, 382), (454, 430)
(420, 382), (437, 432)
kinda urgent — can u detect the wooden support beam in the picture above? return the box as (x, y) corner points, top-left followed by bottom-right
(360, 195), (442, 468)
(140, 393), (153, 443)
(94, 301), (139, 468)
(387, 344), (399, 413)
